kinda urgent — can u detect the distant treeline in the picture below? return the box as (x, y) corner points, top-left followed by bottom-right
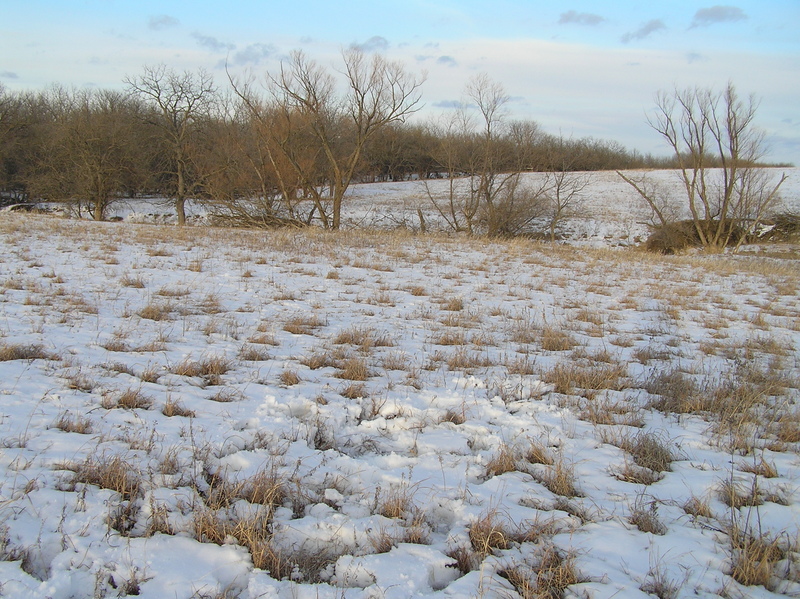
(0, 58), (785, 226)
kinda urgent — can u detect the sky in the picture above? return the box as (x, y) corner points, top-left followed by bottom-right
(2, 0), (799, 165)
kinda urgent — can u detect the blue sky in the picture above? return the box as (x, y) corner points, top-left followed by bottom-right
(2, 1), (799, 164)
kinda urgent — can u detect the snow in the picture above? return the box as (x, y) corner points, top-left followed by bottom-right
(0, 169), (798, 598)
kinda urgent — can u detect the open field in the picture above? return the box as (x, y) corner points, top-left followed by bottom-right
(0, 175), (799, 598)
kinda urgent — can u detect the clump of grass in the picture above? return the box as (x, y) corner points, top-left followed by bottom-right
(485, 444), (518, 478)
(628, 496), (667, 535)
(728, 523), (789, 590)
(137, 301), (173, 321)
(162, 397), (195, 417)
(172, 355), (232, 385)
(238, 344), (271, 361)
(0, 343), (51, 361)
(440, 408), (466, 425)
(537, 459), (581, 498)
(335, 357), (370, 381)
(52, 411), (93, 434)
(279, 368), (301, 386)
(68, 454), (142, 501)
(208, 388), (243, 403)
(102, 388), (154, 410)
(283, 313), (326, 335)
(499, 544), (583, 599)
(718, 479), (763, 508)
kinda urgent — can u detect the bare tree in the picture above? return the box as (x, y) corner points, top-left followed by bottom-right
(29, 88), (143, 220)
(541, 136), (590, 242)
(233, 48), (424, 229)
(426, 75), (546, 237)
(619, 82), (787, 251)
(125, 65), (217, 225)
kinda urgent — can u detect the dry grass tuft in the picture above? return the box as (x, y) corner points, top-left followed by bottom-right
(0, 343), (51, 362)
(102, 387), (154, 410)
(283, 313), (326, 335)
(335, 357), (370, 381)
(68, 454), (141, 501)
(628, 496), (667, 535)
(718, 479), (763, 508)
(499, 544), (583, 599)
(137, 301), (173, 321)
(162, 397), (195, 417)
(469, 512), (513, 556)
(728, 522), (790, 590)
(537, 459), (581, 498)
(52, 411), (93, 434)
(485, 444), (518, 478)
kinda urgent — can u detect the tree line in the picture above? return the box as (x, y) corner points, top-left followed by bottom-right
(0, 49), (674, 229)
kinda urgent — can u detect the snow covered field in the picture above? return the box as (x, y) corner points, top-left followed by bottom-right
(0, 170), (799, 598)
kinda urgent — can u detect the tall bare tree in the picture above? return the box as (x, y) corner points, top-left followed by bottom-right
(233, 48), (424, 229)
(125, 65), (217, 225)
(619, 82), (787, 251)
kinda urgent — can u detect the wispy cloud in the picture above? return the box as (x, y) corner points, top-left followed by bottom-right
(192, 32), (235, 53)
(0, 71), (19, 79)
(433, 100), (462, 109)
(620, 19), (666, 43)
(147, 15), (179, 31)
(352, 36), (389, 53)
(437, 55), (458, 67)
(686, 52), (707, 64)
(558, 10), (605, 26)
(228, 43), (276, 66)
(690, 5), (747, 28)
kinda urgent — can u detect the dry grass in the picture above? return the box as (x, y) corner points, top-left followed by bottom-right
(102, 388), (154, 410)
(628, 496), (667, 535)
(67, 453), (142, 501)
(52, 411), (93, 434)
(283, 313), (326, 335)
(0, 343), (51, 361)
(335, 357), (370, 381)
(537, 459), (581, 498)
(499, 544), (583, 599)
(728, 522), (791, 590)
(162, 397), (195, 417)
(137, 301), (173, 321)
(485, 443), (518, 478)
(542, 362), (628, 397)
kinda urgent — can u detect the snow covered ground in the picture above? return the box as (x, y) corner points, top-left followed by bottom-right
(0, 170), (799, 598)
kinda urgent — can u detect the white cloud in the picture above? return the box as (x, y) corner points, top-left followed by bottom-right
(192, 33), (235, 53)
(352, 36), (389, 53)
